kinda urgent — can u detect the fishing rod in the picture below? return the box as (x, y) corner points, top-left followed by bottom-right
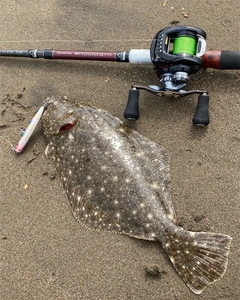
(1, 26), (239, 126)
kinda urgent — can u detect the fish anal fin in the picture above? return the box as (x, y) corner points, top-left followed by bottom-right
(163, 229), (232, 294)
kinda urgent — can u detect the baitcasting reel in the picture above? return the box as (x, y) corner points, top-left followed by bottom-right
(124, 26), (210, 125)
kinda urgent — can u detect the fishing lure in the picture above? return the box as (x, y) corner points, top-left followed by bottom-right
(15, 98), (54, 153)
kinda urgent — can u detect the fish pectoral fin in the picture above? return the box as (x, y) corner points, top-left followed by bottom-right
(45, 143), (56, 160)
(45, 144), (51, 159)
(163, 229), (232, 294)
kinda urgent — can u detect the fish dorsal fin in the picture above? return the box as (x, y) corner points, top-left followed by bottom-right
(121, 125), (176, 222)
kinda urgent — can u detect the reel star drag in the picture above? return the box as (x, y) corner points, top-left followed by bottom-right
(0, 25), (239, 129)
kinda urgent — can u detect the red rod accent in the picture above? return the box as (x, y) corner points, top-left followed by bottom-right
(202, 50), (221, 69)
(52, 50), (117, 61)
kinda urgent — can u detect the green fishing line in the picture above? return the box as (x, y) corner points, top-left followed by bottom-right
(173, 36), (197, 55)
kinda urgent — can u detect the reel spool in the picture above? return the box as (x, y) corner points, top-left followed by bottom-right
(124, 26), (210, 126)
(150, 26), (206, 79)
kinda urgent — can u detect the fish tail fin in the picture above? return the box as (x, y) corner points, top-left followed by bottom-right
(163, 229), (232, 294)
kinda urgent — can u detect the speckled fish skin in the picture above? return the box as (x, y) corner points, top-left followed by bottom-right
(42, 96), (232, 294)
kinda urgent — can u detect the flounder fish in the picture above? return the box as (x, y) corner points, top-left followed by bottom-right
(42, 96), (232, 294)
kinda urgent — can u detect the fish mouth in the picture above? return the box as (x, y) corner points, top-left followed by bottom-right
(43, 118), (78, 136)
(57, 119), (78, 135)
(59, 122), (76, 131)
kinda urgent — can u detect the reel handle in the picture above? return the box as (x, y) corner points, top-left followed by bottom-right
(124, 88), (140, 120)
(192, 93), (210, 126)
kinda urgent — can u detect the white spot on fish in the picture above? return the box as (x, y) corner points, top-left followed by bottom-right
(118, 127), (125, 133)
(111, 139), (122, 148)
(135, 151), (144, 157)
(147, 213), (153, 220)
(125, 178), (130, 183)
(113, 176), (118, 182)
(150, 182), (160, 190)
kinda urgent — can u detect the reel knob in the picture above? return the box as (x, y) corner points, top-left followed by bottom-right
(192, 93), (210, 126)
(124, 88), (140, 120)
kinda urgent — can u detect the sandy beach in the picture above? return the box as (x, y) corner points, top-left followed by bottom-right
(1, 1), (239, 299)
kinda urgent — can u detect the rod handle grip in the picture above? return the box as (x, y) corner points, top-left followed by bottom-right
(203, 50), (240, 69)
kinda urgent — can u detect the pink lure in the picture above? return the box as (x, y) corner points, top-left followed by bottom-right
(15, 105), (45, 153)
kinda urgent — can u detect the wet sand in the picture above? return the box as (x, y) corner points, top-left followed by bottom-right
(1, 1), (239, 299)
